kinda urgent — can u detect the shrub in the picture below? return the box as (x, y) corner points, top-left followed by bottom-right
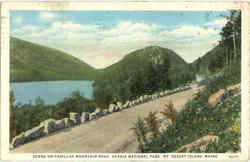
(131, 117), (149, 152)
(160, 101), (177, 123)
(13, 91), (96, 136)
(144, 111), (159, 137)
(53, 91), (95, 119)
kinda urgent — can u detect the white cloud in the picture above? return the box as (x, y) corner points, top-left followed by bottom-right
(11, 21), (222, 68)
(12, 25), (39, 35)
(101, 21), (159, 36)
(205, 18), (228, 27)
(27, 21), (99, 39)
(162, 25), (219, 39)
(40, 12), (58, 21)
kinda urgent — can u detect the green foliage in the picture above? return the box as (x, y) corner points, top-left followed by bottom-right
(220, 10), (241, 57)
(14, 103), (55, 135)
(10, 37), (98, 82)
(160, 102), (177, 123)
(208, 55), (224, 73)
(13, 91), (95, 135)
(192, 10), (241, 75)
(134, 62), (241, 153)
(54, 91), (95, 119)
(93, 46), (195, 108)
(192, 45), (227, 75)
(144, 111), (160, 137)
(202, 59), (241, 93)
(131, 117), (149, 152)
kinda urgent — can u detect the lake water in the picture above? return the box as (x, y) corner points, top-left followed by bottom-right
(10, 80), (94, 105)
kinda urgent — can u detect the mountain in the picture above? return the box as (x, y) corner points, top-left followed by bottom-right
(192, 45), (227, 75)
(10, 37), (97, 82)
(93, 46), (195, 108)
(100, 46), (191, 77)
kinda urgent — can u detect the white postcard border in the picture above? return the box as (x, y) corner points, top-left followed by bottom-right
(0, 1), (249, 161)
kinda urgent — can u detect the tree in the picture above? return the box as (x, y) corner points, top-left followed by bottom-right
(219, 10), (241, 70)
(35, 96), (45, 108)
(196, 57), (202, 73)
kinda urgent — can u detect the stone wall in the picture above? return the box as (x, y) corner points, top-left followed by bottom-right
(11, 85), (191, 149)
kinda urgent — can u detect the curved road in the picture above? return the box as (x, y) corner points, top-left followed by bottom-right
(12, 84), (201, 153)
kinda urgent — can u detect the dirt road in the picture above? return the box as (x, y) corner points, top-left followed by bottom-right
(12, 85), (201, 153)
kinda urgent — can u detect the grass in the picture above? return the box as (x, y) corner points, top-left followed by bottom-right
(132, 59), (241, 153)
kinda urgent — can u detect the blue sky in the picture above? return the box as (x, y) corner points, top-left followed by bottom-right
(10, 11), (229, 68)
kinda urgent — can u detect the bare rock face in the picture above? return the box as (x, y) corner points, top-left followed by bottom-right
(208, 89), (225, 107)
(40, 119), (57, 134)
(158, 119), (172, 133)
(69, 112), (81, 125)
(208, 84), (240, 107)
(227, 83), (240, 92)
(11, 132), (26, 148)
(81, 112), (89, 123)
(156, 113), (172, 133)
(174, 135), (219, 153)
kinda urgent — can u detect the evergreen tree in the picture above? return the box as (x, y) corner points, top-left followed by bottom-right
(219, 10), (241, 70)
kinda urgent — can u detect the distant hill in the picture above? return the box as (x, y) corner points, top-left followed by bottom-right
(192, 45), (227, 75)
(100, 46), (191, 79)
(93, 46), (195, 108)
(10, 37), (97, 82)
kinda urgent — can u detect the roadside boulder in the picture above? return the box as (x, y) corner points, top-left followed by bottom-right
(81, 112), (89, 123)
(11, 132), (26, 148)
(89, 112), (96, 120)
(25, 125), (45, 141)
(70, 112), (81, 125)
(102, 109), (109, 115)
(117, 102), (123, 110)
(143, 95), (148, 102)
(95, 108), (102, 117)
(109, 104), (117, 113)
(152, 94), (157, 100)
(128, 101), (133, 107)
(63, 118), (73, 128)
(55, 119), (66, 130)
(132, 100), (136, 105)
(40, 119), (56, 134)
(139, 96), (144, 103)
(123, 101), (130, 109)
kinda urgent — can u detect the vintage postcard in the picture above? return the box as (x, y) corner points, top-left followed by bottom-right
(0, 1), (249, 161)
